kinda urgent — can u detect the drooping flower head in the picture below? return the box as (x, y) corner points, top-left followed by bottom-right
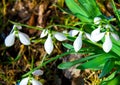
(19, 69), (43, 85)
(40, 29), (67, 54)
(4, 25), (30, 47)
(91, 17), (120, 53)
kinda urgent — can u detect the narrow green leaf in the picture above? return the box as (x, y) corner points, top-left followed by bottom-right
(78, 0), (101, 18)
(58, 53), (106, 69)
(111, 36), (120, 46)
(99, 59), (115, 78)
(107, 75), (120, 85)
(65, 0), (91, 22)
(112, 44), (120, 56)
(77, 53), (112, 70)
(103, 71), (117, 82)
(62, 43), (73, 49)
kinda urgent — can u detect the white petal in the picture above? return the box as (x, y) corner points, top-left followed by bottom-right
(40, 29), (48, 38)
(92, 32), (105, 42)
(69, 30), (79, 37)
(73, 33), (82, 52)
(91, 26), (101, 37)
(18, 31), (31, 45)
(91, 26), (105, 42)
(32, 70), (43, 76)
(44, 35), (54, 54)
(5, 33), (15, 47)
(54, 32), (67, 41)
(85, 33), (95, 42)
(111, 33), (119, 41)
(103, 34), (112, 53)
(19, 77), (29, 85)
(31, 78), (42, 85)
(94, 17), (101, 24)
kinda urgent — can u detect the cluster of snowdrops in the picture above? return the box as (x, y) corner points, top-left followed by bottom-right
(4, 17), (119, 85)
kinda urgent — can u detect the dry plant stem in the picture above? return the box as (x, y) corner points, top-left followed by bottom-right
(2, 0), (7, 16)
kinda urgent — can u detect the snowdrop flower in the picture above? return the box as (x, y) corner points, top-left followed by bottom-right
(69, 30), (82, 52)
(103, 32), (112, 53)
(73, 32), (82, 52)
(40, 30), (67, 54)
(91, 29), (119, 52)
(54, 32), (67, 41)
(32, 70), (44, 76)
(91, 26), (105, 42)
(94, 17), (101, 24)
(5, 25), (30, 47)
(69, 30), (93, 52)
(19, 77), (42, 85)
(44, 34), (54, 54)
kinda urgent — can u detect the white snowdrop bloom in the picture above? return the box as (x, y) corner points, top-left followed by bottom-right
(94, 17), (101, 24)
(91, 26), (105, 42)
(40, 29), (48, 38)
(19, 77), (42, 85)
(69, 30), (79, 37)
(54, 32), (67, 41)
(111, 33), (119, 41)
(103, 33), (112, 53)
(18, 31), (31, 45)
(5, 33), (15, 47)
(19, 77), (29, 85)
(32, 70), (44, 76)
(73, 32), (82, 52)
(44, 34), (54, 54)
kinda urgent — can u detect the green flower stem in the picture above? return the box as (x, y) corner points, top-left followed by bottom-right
(9, 20), (81, 30)
(9, 20), (43, 30)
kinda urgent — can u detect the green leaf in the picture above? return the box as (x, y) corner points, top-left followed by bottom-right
(67, 36), (75, 41)
(111, 37), (120, 47)
(103, 71), (117, 82)
(58, 53), (106, 69)
(65, 0), (101, 22)
(62, 43), (73, 49)
(65, 0), (91, 22)
(112, 44), (120, 56)
(78, 0), (101, 18)
(107, 75), (120, 85)
(99, 59), (115, 78)
(77, 53), (112, 70)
